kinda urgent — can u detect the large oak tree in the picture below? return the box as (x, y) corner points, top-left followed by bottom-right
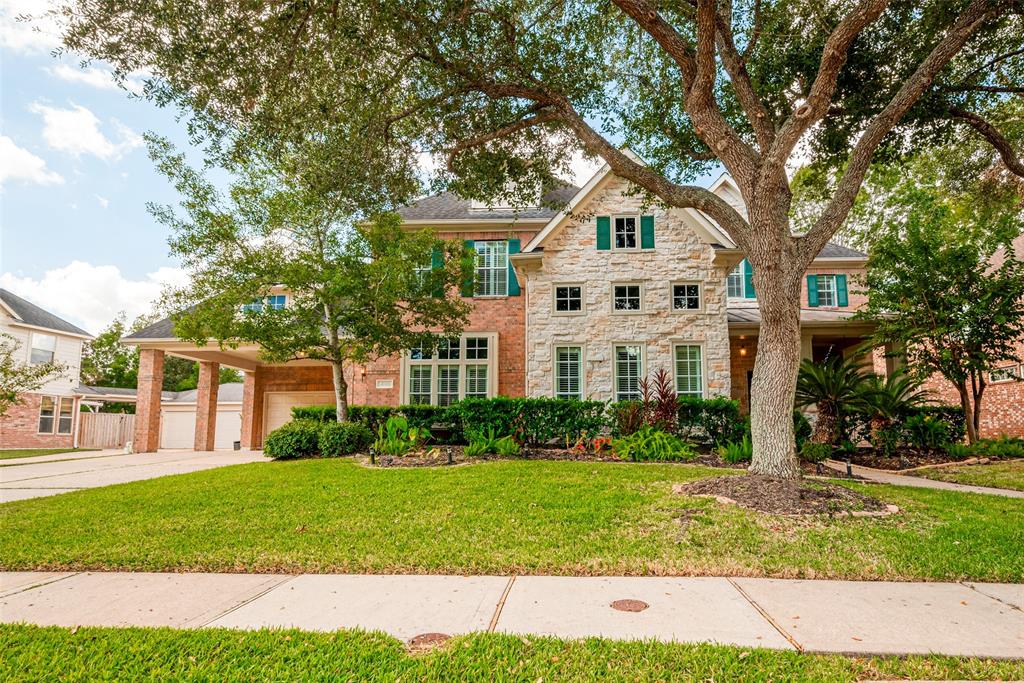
(57, 0), (1023, 476)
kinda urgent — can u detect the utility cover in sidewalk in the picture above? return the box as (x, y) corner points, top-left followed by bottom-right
(610, 599), (648, 612)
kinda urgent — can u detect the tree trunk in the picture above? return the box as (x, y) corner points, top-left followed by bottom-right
(331, 360), (349, 423)
(811, 406), (839, 446)
(747, 272), (803, 479)
(971, 374), (986, 444)
(956, 382), (977, 444)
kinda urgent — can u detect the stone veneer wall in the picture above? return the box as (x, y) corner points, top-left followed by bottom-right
(521, 176), (731, 401)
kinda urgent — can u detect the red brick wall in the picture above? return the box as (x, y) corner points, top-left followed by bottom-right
(0, 393), (78, 449)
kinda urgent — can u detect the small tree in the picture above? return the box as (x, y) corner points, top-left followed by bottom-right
(859, 182), (1024, 443)
(152, 144), (473, 423)
(0, 333), (67, 417)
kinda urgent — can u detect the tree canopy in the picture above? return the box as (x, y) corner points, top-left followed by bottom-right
(0, 333), (66, 417)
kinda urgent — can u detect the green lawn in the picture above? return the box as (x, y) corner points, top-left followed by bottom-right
(0, 448), (97, 461)
(3, 625), (1021, 682)
(1, 460), (1021, 581)
(914, 460), (1024, 492)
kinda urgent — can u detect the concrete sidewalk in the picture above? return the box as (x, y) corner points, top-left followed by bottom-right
(2, 572), (1020, 659)
(0, 450), (266, 503)
(823, 459), (1024, 498)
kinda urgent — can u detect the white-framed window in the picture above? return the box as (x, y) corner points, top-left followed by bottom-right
(726, 264), (745, 298)
(242, 294), (287, 313)
(404, 333), (497, 405)
(612, 283), (643, 312)
(614, 345), (644, 401)
(816, 275), (838, 307)
(989, 365), (1021, 383)
(57, 397), (74, 434)
(30, 333), (56, 365)
(37, 396), (56, 433)
(474, 241), (509, 296)
(554, 346), (583, 399)
(553, 284), (584, 315)
(672, 282), (701, 312)
(674, 344), (704, 397)
(613, 215), (638, 250)
(408, 366), (433, 404)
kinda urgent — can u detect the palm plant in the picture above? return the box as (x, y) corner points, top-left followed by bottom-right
(795, 355), (870, 446)
(860, 370), (930, 435)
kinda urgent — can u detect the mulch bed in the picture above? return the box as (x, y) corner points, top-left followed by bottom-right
(363, 446), (623, 468)
(677, 474), (890, 516)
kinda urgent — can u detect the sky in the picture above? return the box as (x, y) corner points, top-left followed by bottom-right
(0, 1), (607, 336)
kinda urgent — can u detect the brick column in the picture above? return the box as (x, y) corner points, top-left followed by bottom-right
(240, 367), (266, 449)
(194, 361), (220, 451)
(134, 349), (165, 453)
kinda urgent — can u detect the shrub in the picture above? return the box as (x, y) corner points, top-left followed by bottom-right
(612, 426), (696, 462)
(871, 424), (903, 458)
(944, 442), (973, 460)
(608, 400), (646, 436)
(799, 442), (832, 464)
(718, 434), (753, 464)
(969, 436), (1024, 459)
(464, 428), (521, 457)
(446, 397), (607, 446)
(318, 421), (373, 457)
(291, 404), (452, 437)
(372, 415), (430, 456)
(264, 420), (321, 460)
(647, 369), (679, 433)
(909, 405), (966, 444)
(676, 396), (744, 446)
(902, 413), (949, 452)
(793, 411), (812, 450)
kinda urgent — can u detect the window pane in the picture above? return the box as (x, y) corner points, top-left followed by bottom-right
(726, 265), (745, 298)
(465, 365), (488, 397)
(267, 295), (286, 310)
(437, 365), (460, 406)
(614, 216), (637, 249)
(613, 285), (641, 311)
(466, 337), (488, 360)
(675, 345), (703, 397)
(672, 284), (700, 310)
(409, 366), (432, 405)
(817, 275), (837, 307)
(474, 241), (509, 296)
(555, 346), (582, 399)
(438, 337), (460, 360)
(615, 345), (642, 401)
(38, 396), (56, 433)
(57, 397), (74, 434)
(555, 286), (582, 312)
(30, 333), (56, 364)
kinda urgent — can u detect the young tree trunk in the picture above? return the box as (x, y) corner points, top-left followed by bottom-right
(331, 360), (349, 423)
(971, 374), (986, 444)
(747, 270), (803, 479)
(956, 383), (978, 444)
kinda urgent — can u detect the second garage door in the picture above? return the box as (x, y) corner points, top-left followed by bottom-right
(160, 407), (242, 450)
(263, 391), (336, 435)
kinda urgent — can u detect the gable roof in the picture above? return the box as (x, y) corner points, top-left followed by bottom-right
(397, 184), (580, 222)
(0, 289), (92, 338)
(123, 316), (176, 340)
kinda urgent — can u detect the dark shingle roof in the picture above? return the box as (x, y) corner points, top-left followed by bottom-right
(0, 289), (91, 337)
(124, 316), (176, 340)
(817, 242), (867, 259)
(398, 185), (580, 221)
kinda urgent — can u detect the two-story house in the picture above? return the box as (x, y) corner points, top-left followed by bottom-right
(123, 168), (880, 451)
(0, 289), (92, 449)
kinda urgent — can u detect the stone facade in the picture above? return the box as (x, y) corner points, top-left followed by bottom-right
(521, 176), (731, 401)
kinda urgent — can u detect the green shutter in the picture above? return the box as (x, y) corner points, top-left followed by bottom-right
(430, 247), (443, 297)
(807, 275), (819, 307)
(743, 259), (755, 299)
(507, 238), (521, 296)
(461, 240), (476, 298)
(596, 216), (611, 250)
(836, 274), (848, 307)
(640, 215), (655, 249)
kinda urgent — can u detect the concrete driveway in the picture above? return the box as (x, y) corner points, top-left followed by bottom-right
(0, 449), (266, 503)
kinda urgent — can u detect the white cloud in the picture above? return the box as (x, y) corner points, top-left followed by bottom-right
(0, 134), (64, 187)
(44, 63), (146, 93)
(0, 261), (188, 334)
(0, 0), (63, 54)
(30, 102), (143, 161)
(94, 194), (108, 208)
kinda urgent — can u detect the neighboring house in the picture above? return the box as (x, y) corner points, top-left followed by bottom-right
(122, 169), (880, 451)
(0, 289), (92, 449)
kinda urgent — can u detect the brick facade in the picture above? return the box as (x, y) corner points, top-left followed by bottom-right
(0, 392), (78, 449)
(194, 361), (220, 451)
(133, 348), (165, 453)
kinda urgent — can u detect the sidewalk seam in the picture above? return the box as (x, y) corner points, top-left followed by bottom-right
(962, 582), (1023, 613)
(191, 575), (299, 628)
(727, 578), (803, 653)
(0, 571), (80, 599)
(487, 575), (516, 632)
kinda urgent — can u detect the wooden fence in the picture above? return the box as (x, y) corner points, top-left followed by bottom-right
(79, 412), (135, 449)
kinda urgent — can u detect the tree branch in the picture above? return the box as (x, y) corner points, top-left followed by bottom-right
(713, 0), (775, 150)
(943, 84), (1024, 93)
(950, 106), (1024, 177)
(444, 109), (562, 171)
(801, 0), (997, 263)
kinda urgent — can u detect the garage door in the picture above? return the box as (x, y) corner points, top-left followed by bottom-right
(160, 408), (243, 450)
(264, 392), (336, 435)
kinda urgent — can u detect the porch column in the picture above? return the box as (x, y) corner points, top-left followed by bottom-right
(133, 349), (164, 453)
(240, 367), (266, 449)
(194, 361), (220, 451)
(800, 333), (814, 362)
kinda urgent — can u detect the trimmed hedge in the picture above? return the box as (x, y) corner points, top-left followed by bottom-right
(677, 396), (744, 446)
(264, 420), (321, 460)
(445, 397), (608, 446)
(291, 404), (452, 437)
(319, 422), (373, 456)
